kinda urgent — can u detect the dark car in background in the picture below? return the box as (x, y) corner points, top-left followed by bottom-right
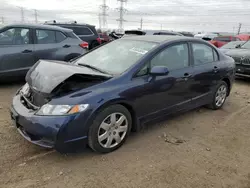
(179, 32), (194, 37)
(226, 40), (250, 77)
(47, 21), (101, 49)
(219, 41), (245, 54)
(10, 36), (235, 153)
(0, 24), (87, 80)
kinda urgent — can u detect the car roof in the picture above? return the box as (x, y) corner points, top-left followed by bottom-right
(48, 23), (95, 28)
(2, 24), (73, 32)
(120, 35), (200, 44)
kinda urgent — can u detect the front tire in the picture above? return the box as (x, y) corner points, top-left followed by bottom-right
(208, 81), (228, 110)
(88, 105), (132, 153)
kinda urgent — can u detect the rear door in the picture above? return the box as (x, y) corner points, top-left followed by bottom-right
(33, 29), (68, 61)
(0, 27), (35, 77)
(190, 42), (221, 106)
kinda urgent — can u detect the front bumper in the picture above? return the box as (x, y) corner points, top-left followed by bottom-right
(235, 65), (250, 77)
(10, 94), (90, 152)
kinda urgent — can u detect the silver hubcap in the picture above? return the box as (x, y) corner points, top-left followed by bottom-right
(98, 113), (128, 148)
(215, 85), (227, 107)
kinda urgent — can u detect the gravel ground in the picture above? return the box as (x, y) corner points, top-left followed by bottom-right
(1, 80), (250, 188)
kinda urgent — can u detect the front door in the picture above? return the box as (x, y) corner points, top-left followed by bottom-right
(0, 27), (35, 77)
(131, 42), (195, 121)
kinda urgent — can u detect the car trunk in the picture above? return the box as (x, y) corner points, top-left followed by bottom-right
(21, 60), (111, 109)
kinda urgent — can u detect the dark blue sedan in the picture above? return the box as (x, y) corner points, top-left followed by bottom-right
(10, 36), (235, 153)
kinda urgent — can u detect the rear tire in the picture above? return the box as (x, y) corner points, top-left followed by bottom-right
(88, 105), (132, 153)
(208, 81), (228, 110)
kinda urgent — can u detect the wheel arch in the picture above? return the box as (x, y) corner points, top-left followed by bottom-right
(221, 77), (231, 96)
(93, 99), (140, 132)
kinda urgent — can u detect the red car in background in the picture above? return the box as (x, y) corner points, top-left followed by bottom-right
(209, 36), (241, 48)
(99, 33), (110, 44)
(236, 34), (250, 41)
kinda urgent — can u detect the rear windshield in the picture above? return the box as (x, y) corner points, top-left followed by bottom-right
(76, 39), (158, 74)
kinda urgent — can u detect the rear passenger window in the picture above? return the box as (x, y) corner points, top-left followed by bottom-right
(72, 27), (93, 36)
(192, 43), (214, 65)
(56, 32), (66, 42)
(36, 30), (56, 44)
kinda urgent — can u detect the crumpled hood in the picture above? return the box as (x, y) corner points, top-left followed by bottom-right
(25, 60), (111, 94)
(225, 49), (250, 58)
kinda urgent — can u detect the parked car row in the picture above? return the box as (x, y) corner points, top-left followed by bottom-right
(0, 24), (88, 80)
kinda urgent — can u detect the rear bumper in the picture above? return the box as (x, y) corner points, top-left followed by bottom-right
(10, 94), (89, 152)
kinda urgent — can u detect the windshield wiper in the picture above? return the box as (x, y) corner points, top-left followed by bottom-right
(78, 63), (110, 75)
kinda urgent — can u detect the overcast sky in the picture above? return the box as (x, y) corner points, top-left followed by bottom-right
(1, 0), (250, 33)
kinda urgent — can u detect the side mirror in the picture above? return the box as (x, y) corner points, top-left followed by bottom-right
(150, 66), (169, 76)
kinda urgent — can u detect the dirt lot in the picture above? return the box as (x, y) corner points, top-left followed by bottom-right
(1, 80), (250, 188)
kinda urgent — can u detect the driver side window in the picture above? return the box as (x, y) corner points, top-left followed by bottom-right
(150, 43), (189, 71)
(135, 43), (189, 77)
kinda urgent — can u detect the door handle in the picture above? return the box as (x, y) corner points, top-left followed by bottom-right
(213, 66), (219, 73)
(22, 49), (32, 53)
(63, 44), (71, 48)
(182, 73), (192, 78)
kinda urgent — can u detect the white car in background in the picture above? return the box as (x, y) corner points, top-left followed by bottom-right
(194, 33), (218, 40)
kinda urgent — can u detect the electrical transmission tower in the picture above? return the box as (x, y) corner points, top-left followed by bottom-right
(99, 0), (109, 31)
(17, 6), (25, 22)
(237, 23), (242, 35)
(1, 17), (4, 24)
(34, 9), (38, 23)
(116, 0), (128, 33)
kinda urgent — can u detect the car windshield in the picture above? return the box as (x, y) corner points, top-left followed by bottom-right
(76, 39), (157, 74)
(221, 41), (244, 49)
(241, 41), (250, 49)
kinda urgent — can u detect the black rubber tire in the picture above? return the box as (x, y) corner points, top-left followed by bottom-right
(90, 41), (100, 49)
(88, 104), (132, 153)
(207, 81), (228, 110)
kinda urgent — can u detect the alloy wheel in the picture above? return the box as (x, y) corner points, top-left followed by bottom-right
(215, 85), (227, 107)
(98, 113), (128, 148)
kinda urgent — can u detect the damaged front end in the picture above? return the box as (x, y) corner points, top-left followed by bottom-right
(19, 60), (112, 110)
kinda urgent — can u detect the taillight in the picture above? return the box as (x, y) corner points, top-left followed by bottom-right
(79, 41), (89, 49)
(97, 37), (102, 44)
